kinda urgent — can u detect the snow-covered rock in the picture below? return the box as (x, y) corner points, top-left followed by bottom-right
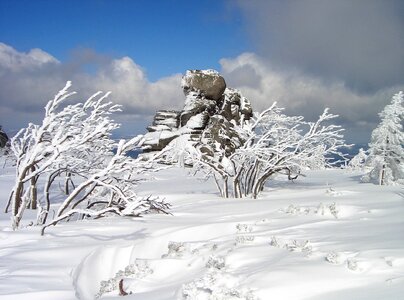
(150, 110), (179, 130)
(142, 69), (253, 155)
(180, 91), (217, 126)
(0, 126), (8, 148)
(181, 69), (226, 101)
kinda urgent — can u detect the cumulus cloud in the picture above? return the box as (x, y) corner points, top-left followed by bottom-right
(0, 43), (59, 72)
(0, 43), (183, 136)
(236, 0), (404, 93)
(220, 53), (404, 143)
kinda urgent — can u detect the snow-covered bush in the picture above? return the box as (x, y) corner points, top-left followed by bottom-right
(231, 103), (349, 198)
(173, 102), (348, 198)
(348, 148), (368, 171)
(362, 91), (404, 185)
(5, 82), (169, 231)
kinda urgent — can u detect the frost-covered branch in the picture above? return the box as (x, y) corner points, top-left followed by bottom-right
(176, 102), (349, 198)
(7, 82), (170, 230)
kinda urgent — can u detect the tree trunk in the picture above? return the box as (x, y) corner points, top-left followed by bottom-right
(233, 178), (241, 198)
(223, 177), (229, 198)
(233, 168), (243, 198)
(4, 190), (14, 213)
(39, 170), (60, 225)
(42, 176), (52, 225)
(12, 188), (29, 230)
(13, 180), (24, 216)
(28, 166), (38, 210)
(11, 165), (31, 228)
(244, 163), (255, 196)
(64, 172), (72, 195)
(252, 171), (273, 199)
(380, 137), (389, 185)
(246, 160), (260, 196)
(29, 185), (37, 210)
(380, 164), (386, 185)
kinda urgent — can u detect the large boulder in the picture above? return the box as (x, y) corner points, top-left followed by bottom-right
(181, 70), (226, 101)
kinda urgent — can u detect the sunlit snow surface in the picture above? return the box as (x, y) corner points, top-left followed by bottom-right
(0, 165), (403, 300)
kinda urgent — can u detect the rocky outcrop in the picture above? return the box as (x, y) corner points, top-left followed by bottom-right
(142, 69), (253, 155)
(0, 127), (8, 148)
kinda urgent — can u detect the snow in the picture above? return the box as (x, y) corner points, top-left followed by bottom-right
(181, 70), (220, 90)
(185, 113), (208, 130)
(0, 164), (403, 299)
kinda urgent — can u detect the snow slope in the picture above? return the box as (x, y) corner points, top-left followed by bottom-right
(0, 166), (403, 300)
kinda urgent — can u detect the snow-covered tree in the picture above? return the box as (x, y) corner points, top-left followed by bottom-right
(40, 137), (170, 235)
(169, 102), (348, 199)
(348, 148), (368, 171)
(230, 103), (348, 198)
(6, 82), (169, 230)
(362, 91), (404, 185)
(6, 82), (119, 228)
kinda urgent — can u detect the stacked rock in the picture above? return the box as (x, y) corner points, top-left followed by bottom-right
(142, 69), (253, 155)
(147, 110), (180, 132)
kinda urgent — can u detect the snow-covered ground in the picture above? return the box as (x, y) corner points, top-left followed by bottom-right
(0, 166), (403, 300)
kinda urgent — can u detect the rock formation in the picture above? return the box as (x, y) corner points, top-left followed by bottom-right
(0, 126), (8, 148)
(142, 69), (253, 156)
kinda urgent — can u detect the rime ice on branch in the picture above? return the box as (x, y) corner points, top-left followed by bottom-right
(6, 82), (169, 231)
(184, 103), (349, 198)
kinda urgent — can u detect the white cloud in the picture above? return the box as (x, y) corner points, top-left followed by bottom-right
(220, 53), (404, 143)
(0, 43), (59, 72)
(0, 43), (183, 136)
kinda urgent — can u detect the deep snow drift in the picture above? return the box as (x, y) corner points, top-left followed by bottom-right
(0, 166), (403, 300)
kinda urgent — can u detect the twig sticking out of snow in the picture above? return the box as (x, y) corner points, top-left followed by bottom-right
(118, 279), (128, 296)
(95, 260), (153, 299)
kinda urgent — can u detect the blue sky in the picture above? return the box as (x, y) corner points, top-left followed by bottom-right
(0, 0), (403, 143)
(0, 0), (249, 81)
